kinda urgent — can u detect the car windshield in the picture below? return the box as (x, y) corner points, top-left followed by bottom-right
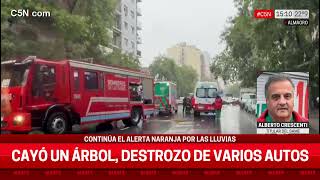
(243, 94), (256, 99)
(196, 88), (217, 98)
(207, 88), (218, 98)
(196, 88), (206, 98)
(1, 63), (30, 87)
(249, 95), (256, 99)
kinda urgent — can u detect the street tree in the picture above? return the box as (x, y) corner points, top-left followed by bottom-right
(1, 0), (140, 69)
(149, 56), (198, 97)
(211, 0), (318, 99)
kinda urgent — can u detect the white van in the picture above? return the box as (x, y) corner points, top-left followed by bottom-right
(192, 81), (219, 116)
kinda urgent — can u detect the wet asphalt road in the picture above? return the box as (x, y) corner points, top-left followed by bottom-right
(2, 104), (317, 134)
(88, 104), (258, 134)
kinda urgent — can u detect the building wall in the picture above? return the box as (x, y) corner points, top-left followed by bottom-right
(167, 42), (202, 80)
(113, 0), (141, 57)
(184, 47), (202, 79)
(202, 51), (212, 81)
(167, 47), (182, 65)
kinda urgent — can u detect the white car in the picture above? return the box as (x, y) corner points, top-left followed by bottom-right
(176, 97), (184, 105)
(245, 99), (257, 114)
(240, 93), (256, 109)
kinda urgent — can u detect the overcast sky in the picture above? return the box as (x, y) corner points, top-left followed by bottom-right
(139, 0), (238, 67)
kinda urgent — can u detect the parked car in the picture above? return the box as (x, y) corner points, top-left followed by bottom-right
(240, 93), (256, 109)
(245, 99), (257, 114)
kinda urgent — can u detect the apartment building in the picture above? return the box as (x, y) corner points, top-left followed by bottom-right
(167, 42), (203, 80)
(111, 0), (142, 58)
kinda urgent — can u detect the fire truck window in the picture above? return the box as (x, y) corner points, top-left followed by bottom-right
(129, 83), (143, 101)
(84, 71), (98, 90)
(73, 71), (80, 91)
(32, 65), (56, 99)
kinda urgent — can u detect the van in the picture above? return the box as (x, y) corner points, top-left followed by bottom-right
(192, 81), (219, 116)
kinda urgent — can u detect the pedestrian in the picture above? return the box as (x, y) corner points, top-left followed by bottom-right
(182, 96), (188, 114)
(214, 95), (223, 120)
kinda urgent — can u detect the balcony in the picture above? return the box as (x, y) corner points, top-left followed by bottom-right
(110, 34), (121, 49)
(137, 50), (141, 57)
(113, 17), (122, 33)
(137, 20), (142, 30)
(137, 7), (142, 16)
(137, 35), (142, 44)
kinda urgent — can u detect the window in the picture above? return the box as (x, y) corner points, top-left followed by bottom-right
(130, 10), (134, 19)
(131, 41), (135, 49)
(131, 26), (135, 34)
(129, 83), (143, 101)
(32, 64), (56, 99)
(1, 63), (30, 87)
(124, 5), (128, 16)
(124, 21), (128, 30)
(73, 71), (80, 91)
(124, 38), (128, 47)
(196, 88), (206, 98)
(84, 71), (98, 90)
(207, 88), (218, 98)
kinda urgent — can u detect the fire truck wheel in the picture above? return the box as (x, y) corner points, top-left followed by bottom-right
(130, 108), (142, 126)
(46, 112), (68, 134)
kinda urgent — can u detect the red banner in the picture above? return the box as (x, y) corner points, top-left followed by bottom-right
(0, 135), (319, 170)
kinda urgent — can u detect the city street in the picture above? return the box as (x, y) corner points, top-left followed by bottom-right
(82, 104), (258, 134)
(77, 104), (318, 135)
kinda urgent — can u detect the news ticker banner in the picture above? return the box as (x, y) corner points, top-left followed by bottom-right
(254, 9), (309, 26)
(0, 135), (319, 169)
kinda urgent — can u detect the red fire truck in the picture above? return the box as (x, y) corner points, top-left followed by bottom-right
(1, 56), (155, 134)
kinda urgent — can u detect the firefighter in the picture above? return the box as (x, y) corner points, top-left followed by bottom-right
(40, 66), (54, 98)
(214, 95), (223, 120)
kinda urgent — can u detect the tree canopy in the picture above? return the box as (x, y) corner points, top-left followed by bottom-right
(1, 0), (140, 69)
(149, 56), (198, 97)
(211, 0), (319, 98)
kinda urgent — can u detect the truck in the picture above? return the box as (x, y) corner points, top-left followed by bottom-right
(1, 56), (155, 134)
(192, 81), (220, 117)
(154, 81), (178, 114)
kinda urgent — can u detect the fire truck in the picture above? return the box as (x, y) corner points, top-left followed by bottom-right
(154, 81), (178, 114)
(1, 56), (155, 134)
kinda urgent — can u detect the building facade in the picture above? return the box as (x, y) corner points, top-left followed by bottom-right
(111, 0), (142, 58)
(201, 51), (212, 81)
(167, 42), (203, 80)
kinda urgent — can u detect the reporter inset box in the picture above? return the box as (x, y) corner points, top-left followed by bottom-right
(256, 72), (309, 134)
